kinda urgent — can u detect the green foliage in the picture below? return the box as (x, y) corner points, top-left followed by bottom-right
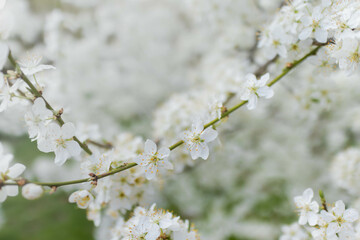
(0, 192), (94, 240)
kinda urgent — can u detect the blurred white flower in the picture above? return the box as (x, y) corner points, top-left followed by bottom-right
(294, 188), (319, 226)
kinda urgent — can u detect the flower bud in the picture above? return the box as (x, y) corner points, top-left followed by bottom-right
(22, 184), (43, 200)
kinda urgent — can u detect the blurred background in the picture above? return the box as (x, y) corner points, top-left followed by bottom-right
(1, 0), (360, 239)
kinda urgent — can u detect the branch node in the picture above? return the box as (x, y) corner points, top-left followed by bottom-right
(16, 178), (26, 186)
(89, 173), (98, 186)
(50, 186), (57, 194)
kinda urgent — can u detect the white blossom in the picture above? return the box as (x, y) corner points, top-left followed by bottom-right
(18, 53), (55, 76)
(181, 119), (218, 160)
(37, 122), (81, 166)
(294, 188), (319, 226)
(24, 97), (53, 140)
(240, 73), (274, 110)
(134, 139), (173, 180)
(320, 200), (359, 236)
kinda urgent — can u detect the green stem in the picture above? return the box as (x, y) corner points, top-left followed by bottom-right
(7, 51), (93, 155)
(4, 46), (321, 188)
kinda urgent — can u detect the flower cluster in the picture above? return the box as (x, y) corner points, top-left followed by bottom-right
(111, 204), (200, 240)
(280, 188), (360, 239)
(260, 0), (360, 74)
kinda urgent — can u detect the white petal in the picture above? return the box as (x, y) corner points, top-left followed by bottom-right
(327, 222), (340, 236)
(192, 118), (203, 134)
(157, 147), (170, 159)
(309, 201), (319, 212)
(299, 27), (312, 41)
(37, 138), (56, 153)
(0, 189), (7, 202)
(343, 209), (359, 222)
(334, 200), (345, 216)
(245, 73), (257, 82)
(190, 143), (201, 160)
(314, 28), (328, 43)
(7, 163), (26, 178)
(302, 188), (314, 203)
(68, 191), (78, 203)
(134, 154), (149, 166)
(247, 94), (258, 110)
(257, 86), (274, 99)
(161, 160), (173, 170)
(54, 148), (70, 166)
(145, 164), (157, 180)
(258, 73), (270, 86)
(199, 142), (209, 160)
(144, 139), (157, 155)
(307, 212), (318, 226)
(66, 140), (81, 157)
(298, 211), (307, 225)
(5, 185), (18, 196)
(145, 224), (160, 240)
(61, 122), (76, 139)
(201, 128), (218, 143)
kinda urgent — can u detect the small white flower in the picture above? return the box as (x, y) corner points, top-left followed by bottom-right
(240, 73), (274, 110)
(69, 190), (94, 209)
(24, 98), (53, 140)
(17, 53), (55, 76)
(22, 183), (43, 200)
(37, 122), (81, 166)
(134, 139), (172, 180)
(299, 6), (329, 43)
(0, 143), (26, 202)
(320, 200), (359, 236)
(181, 119), (218, 160)
(294, 188), (319, 226)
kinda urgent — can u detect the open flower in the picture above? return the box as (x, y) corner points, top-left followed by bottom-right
(134, 139), (172, 180)
(294, 188), (319, 226)
(17, 53), (55, 76)
(37, 122), (81, 166)
(320, 200), (359, 236)
(181, 119), (218, 160)
(240, 73), (274, 110)
(24, 97), (53, 140)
